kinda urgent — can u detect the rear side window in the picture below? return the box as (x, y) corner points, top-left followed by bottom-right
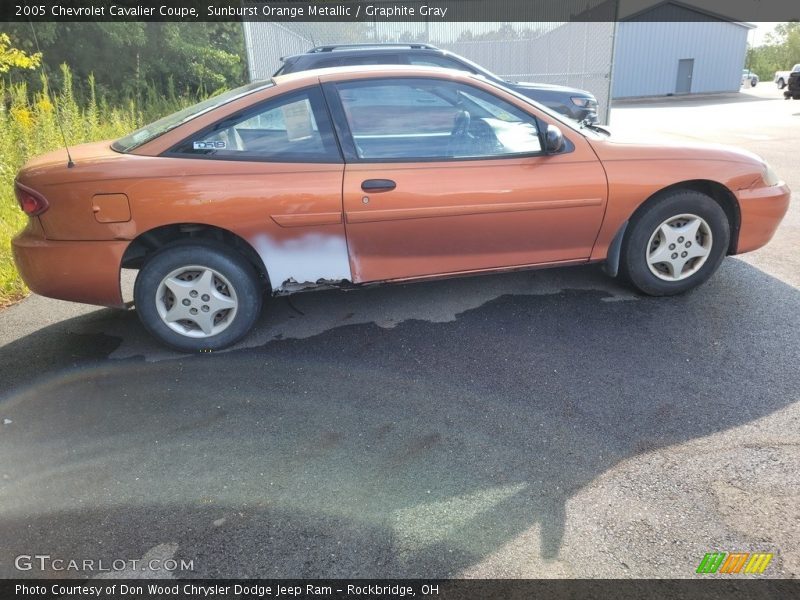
(330, 54), (401, 67)
(167, 86), (340, 163)
(306, 57), (344, 69)
(286, 54), (402, 72)
(113, 81), (273, 152)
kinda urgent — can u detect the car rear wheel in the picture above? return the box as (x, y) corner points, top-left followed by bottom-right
(777, 78), (786, 89)
(620, 191), (730, 296)
(134, 241), (262, 352)
(750, 78), (758, 87)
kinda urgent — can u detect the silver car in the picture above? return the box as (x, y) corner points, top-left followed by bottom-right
(742, 69), (759, 87)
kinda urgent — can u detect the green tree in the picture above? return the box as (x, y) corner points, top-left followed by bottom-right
(0, 32), (41, 73)
(0, 23), (246, 102)
(746, 22), (800, 81)
(139, 23), (246, 96)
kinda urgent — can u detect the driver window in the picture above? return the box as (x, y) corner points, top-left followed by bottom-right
(335, 78), (542, 161)
(338, 83), (457, 159)
(169, 87), (340, 162)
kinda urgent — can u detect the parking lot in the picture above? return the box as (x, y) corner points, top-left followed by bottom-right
(0, 84), (798, 578)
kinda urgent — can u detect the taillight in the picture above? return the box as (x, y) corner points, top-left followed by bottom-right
(14, 182), (49, 216)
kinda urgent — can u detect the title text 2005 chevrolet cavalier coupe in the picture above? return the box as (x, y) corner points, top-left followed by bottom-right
(12, 66), (790, 351)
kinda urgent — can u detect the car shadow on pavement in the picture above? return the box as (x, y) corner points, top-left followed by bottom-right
(0, 258), (798, 577)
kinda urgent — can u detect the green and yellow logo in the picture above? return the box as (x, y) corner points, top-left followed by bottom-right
(696, 552), (773, 574)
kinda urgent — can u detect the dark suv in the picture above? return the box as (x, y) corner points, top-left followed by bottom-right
(785, 70), (800, 100)
(275, 43), (599, 123)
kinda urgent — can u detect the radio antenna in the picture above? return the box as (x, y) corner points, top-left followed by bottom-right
(28, 21), (74, 168)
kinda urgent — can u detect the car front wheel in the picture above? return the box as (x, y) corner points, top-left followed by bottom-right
(134, 241), (263, 352)
(777, 78), (786, 89)
(620, 191), (730, 296)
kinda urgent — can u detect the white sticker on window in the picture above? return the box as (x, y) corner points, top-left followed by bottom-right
(193, 141), (226, 150)
(282, 100), (313, 142)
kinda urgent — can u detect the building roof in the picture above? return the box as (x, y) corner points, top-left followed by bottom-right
(621, 0), (756, 27)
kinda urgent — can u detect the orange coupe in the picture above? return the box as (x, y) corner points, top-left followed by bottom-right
(12, 66), (790, 351)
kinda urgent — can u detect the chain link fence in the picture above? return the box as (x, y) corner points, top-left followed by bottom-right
(242, 21), (615, 122)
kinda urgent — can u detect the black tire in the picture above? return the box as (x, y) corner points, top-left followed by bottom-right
(620, 191), (730, 296)
(777, 78), (786, 89)
(750, 78), (757, 87)
(134, 240), (263, 352)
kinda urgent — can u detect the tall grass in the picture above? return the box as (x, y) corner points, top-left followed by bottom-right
(0, 65), (195, 306)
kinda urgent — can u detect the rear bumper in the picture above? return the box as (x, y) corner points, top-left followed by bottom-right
(12, 227), (128, 308)
(735, 183), (791, 254)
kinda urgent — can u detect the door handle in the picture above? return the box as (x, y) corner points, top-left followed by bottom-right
(361, 179), (396, 192)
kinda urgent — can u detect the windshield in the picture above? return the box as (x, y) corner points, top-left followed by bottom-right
(112, 80), (274, 152)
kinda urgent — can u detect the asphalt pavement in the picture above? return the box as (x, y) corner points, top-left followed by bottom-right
(0, 83), (798, 579)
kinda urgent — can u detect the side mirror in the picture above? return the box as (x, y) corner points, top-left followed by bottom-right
(545, 124), (564, 154)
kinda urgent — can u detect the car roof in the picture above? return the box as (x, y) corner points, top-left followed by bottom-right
(271, 63), (482, 86)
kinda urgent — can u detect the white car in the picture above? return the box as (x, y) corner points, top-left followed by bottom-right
(741, 69), (758, 87)
(774, 64), (800, 89)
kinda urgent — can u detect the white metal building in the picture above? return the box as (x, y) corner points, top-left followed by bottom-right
(612, 2), (754, 98)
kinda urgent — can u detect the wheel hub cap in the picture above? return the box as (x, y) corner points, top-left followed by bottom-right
(646, 213), (713, 282)
(155, 266), (238, 338)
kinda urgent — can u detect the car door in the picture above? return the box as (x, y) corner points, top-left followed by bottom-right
(321, 75), (608, 283)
